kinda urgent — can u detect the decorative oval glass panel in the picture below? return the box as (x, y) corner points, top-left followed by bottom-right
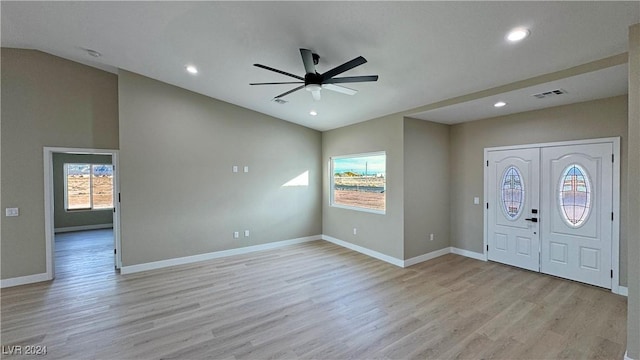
(558, 164), (592, 227)
(501, 166), (525, 219)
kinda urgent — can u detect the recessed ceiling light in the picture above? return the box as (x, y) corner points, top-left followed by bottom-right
(309, 110), (318, 116)
(185, 65), (198, 74)
(507, 27), (530, 42)
(85, 49), (101, 58)
(494, 101), (507, 108)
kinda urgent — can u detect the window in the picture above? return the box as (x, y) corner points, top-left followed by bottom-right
(559, 164), (591, 227)
(330, 152), (385, 213)
(64, 163), (114, 210)
(500, 166), (525, 219)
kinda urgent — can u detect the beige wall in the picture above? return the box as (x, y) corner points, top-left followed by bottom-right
(322, 114), (404, 259)
(118, 71), (322, 266)
(449, 95), (629, 284)
(1, 49), (118, 279)
(403, 118), (450, 259)
(52, 153), (113, 229)
(626, 23), (640, 360)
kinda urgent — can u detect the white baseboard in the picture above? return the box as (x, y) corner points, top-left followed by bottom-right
(615, 286), (629, 296)
(451, 247), (486, 261)
(321, 237), (488, 268)
(404, 247), (452, 267)
(55, 223), (113, 233)
(625, 350), (636, 360)
(120, 235), (321, 274)
(321, 235), (405, 267)
(0, 272), (51, 288)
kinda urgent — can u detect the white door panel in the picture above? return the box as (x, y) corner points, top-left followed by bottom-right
(487, 148), (540, 272)
(541, 143), (612, 288)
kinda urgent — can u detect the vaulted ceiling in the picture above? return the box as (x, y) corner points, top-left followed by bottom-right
(2, 2), (638, 131)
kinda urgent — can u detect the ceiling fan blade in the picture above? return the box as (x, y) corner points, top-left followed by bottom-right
(300, 49), (316, 74)
(250, 81), (304, 85)
(323, 75), (379, 84)
(321, 56), (367, 81)
(322, 84), (358, 96)
(254, 64), (304, 81)
(274, 85), (305, 99)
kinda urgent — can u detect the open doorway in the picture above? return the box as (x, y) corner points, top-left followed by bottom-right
(43, 147), (121, 281)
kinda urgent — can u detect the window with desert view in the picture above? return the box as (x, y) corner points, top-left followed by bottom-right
(331, 152), (385, 213)
(64, 163), (114, 210)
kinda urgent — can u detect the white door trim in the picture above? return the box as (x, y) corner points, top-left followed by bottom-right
(43, 147), (122, 282)
(483, 137), (621, 294)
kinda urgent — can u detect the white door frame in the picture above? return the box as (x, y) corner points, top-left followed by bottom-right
(483, 137), (621, 294)
(43, 146), (122, 281)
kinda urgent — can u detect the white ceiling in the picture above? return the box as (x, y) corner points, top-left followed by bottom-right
(2, 1), (639, 131)
(410, 64), (630, 124)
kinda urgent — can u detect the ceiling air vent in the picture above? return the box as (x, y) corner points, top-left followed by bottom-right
(272, 98), (288, 104)
(533, 89), (568, 99)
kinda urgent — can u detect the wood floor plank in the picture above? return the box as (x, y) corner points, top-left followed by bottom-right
(0, 230), (628, 359)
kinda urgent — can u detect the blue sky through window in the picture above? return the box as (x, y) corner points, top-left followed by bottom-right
(333, 154), (385, 176)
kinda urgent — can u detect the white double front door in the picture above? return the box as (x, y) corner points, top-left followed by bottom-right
(486, 140), (616, 288)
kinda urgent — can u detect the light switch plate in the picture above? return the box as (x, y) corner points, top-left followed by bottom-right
(232, 166), (238, 173)
(473, 197), (480, 205)
(244, 230), (250, 237)
(5, 208), (19, 217)
(243, 166), (249, 173)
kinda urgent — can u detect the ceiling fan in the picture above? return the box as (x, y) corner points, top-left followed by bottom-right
(250, 48), (378, 101)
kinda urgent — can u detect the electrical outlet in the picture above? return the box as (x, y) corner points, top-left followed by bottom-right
(244, 230), (250, 237)
(232, 166), (238, 173)
(243, 166), (249, 173)
(429, 233), (434, 241)
(5, 208), (19, 217)
(233, 231), (239, 239)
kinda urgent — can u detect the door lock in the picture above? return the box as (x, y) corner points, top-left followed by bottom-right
(525, 217), (538, 223)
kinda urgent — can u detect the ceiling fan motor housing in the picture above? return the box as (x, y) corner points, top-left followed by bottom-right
(304, 72), (323, 86)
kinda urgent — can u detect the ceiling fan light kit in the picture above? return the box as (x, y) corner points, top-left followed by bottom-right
(250, 48), (379, 101)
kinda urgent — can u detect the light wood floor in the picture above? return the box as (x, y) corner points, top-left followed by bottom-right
(1, 231), (627, 359)
(53, 229), (117, 280)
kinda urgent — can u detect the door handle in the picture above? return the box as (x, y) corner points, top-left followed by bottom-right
(525, 217), (538, 223)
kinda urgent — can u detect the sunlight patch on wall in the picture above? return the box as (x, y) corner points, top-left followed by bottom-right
(282, 171), (309, 187)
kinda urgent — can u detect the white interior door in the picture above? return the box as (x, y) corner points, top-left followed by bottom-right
(540, 143), (613, 288)
(487, 148), (540, 272)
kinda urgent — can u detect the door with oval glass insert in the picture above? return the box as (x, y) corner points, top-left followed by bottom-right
(540, 143), (613, 288)
(487, 148), (540, 272)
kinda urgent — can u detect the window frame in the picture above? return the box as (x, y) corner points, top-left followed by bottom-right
(63, 163), (114, 212)
(329, 151), (386, 215)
